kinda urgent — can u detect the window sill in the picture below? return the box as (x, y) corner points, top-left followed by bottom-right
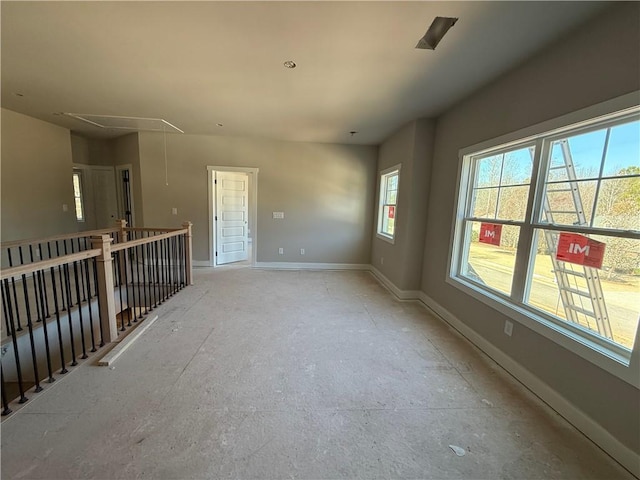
(376, 233), (395, 245)
(445, 275), (639, 388)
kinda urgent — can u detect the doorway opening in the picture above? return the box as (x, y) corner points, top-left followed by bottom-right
(115, 165), (135, 227)
(207, 166), (258, 267)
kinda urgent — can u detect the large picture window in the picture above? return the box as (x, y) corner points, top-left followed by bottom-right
(450, 106), (639, 370)
(377, 165), (400, 242)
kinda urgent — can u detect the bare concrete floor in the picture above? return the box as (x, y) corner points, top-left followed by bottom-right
(0, 268), (633, 479)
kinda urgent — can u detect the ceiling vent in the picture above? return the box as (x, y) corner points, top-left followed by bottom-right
(415, 16), (458, 50)
(64, 113), (184, 133)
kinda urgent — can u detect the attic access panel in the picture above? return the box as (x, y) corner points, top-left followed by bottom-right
(64, 114), (184, 133)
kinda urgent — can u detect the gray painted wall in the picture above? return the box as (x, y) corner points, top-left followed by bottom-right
(137, 132), (377, 264)
(1, 108), (78, 241)
(71, 135), (116, 167)
(70, 134), (90, 165)
(372, 119), (435, 291)
(421, 3), (640, 455)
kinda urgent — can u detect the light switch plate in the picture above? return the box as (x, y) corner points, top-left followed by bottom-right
(273, 212), (285, 219)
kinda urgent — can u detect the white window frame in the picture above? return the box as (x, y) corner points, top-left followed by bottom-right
(376, 164), (401, 244)
(447, 93), (640, 387)
(72, 169), (85, 222)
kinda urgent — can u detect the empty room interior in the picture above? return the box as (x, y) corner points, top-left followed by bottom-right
(1, 1), (639, 479)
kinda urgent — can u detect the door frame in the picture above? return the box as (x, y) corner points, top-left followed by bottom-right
(207, 165), (258, 267)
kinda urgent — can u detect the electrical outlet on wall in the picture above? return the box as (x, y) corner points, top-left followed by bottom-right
(278, 248), (284, 255)
(172, 207), (178, 215)
(504, 320), (513, 337)
(300, 248), (305, 255)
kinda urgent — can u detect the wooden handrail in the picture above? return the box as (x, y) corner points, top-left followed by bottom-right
(124, 227), (184, 233)
(111, 228), (188, 252)
(0, 249), (102, 280)
(1, 228), (119, 249)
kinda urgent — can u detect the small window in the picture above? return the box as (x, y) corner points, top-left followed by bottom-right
(377, 166), (400, 242)
(72, 171), (85, 222)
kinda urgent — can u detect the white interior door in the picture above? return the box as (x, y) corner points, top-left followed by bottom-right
(216, 171), (249, 265)
(91, 168), (118, 229)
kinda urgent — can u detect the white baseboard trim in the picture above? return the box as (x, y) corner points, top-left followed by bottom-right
(254, 262), (369, 271)
(369, 266), (421, 300)
(415, 291), (639, 479)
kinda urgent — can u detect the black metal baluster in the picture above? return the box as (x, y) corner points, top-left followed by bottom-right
(174, 236), (180, 292)
(127, 246), (137, 327)
(1, 366), (12, 415)
(7, 249), (23, 331)
(135, 245), (143, 320)
(140, 241), (149, 315)
(49, 265), (68, 374)
(160, 237), (167, 302)
(63, 264), (78, 366)
(114, 249), (124, 321)
(169, 237), (175, 295)
(179, 236), (183, 289)
(178, 235), (184, 289)
(68, 240), (80, 307)
(120, 249), (130, 331)
(154, 240), (161, 306)
(93, 259), (105, 347)
(37, 243), (51, 318)
(83, 258), (97, 352)
(3, 280), (27, 403)
(157, 236), (164, 303)
(143, 243), (153, 311)
(72, 262), (88, 359)
(166, 238), (172, 298)
(21, 277), (43, 392)
(55, 242), (67, 313)
(35, 267), (55, 383)
(147, 241), (158, 309)
(77, 238), (87, 302)
(2, 284), (12, 335)
(28, 246), (43, 322)
(182, 234), (187, 288)
(47, 242), (57, 311)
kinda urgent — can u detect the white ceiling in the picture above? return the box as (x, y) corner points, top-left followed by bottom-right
(1, 1), (609, 145)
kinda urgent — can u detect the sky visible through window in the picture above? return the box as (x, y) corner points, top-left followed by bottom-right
(477, 119), (639, 188)
(558, 120), (639, 176)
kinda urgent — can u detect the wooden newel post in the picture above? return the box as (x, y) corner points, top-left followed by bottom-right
(116, 219), (128, 244)
(182, 221), (193, 286)
(92, 235), (118, 343)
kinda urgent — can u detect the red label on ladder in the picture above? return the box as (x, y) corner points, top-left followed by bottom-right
(479, 223), (502, 246)
(556, 233), (606, 269)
